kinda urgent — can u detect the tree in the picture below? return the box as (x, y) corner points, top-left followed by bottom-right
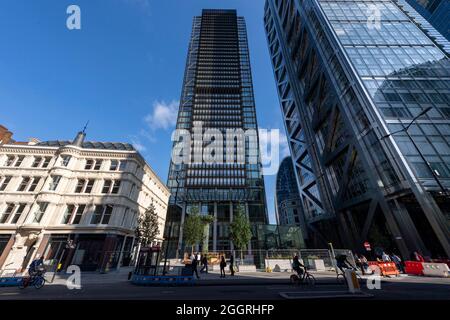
(135, 203), (160, 247)
(183, 206), (203, 254)
(200, 215), (215, 254)
(230, 204), (253, 262)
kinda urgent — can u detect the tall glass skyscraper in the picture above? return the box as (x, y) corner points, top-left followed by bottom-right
(275, 157), (308, 242)
(165, 9), (267, 257)
(264, 0), (450, 258)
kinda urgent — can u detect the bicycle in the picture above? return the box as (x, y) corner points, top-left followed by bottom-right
(290, 268), (316, 287)
(19, 270), (46, 289)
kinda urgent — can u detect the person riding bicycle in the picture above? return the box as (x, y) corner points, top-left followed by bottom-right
(292, 255), (306, 277)
(28, 255), (45, 277)
(335, 254), (353, 274)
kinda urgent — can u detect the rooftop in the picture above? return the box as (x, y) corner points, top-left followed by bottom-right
(35, 140), (136, 151)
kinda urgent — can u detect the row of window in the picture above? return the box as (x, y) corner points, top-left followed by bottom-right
(0, 202), (139, 227)
(0, 175), (125, 195)
(2, 154), (129, 172)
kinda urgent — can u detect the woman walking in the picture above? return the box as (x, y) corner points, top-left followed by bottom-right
(220, 255), (226, 278)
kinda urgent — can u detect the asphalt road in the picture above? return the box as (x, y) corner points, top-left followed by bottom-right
(0, 275), (449, 300)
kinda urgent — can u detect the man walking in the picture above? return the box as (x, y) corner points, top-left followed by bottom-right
(191, 255), (200, 279)
(229, 254), (235, 276)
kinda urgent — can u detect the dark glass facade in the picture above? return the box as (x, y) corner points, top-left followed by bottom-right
(264, 0), (450, 258)
(165, 10), (268, 257)
(275, 157), (308, 241)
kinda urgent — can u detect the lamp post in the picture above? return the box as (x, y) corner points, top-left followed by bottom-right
(381, 106), (448, 196)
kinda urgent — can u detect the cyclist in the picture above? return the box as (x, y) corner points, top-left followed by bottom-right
(28, 255), (45, 277)
(335, 254), (354, 274)
(292, 255), (306, 277)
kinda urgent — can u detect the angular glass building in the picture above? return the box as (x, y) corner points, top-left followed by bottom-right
(165, 9), (268, 257)
(404, 0), (450, 42)
(264, 0), (450, 258)
(275, 157), (308, 241)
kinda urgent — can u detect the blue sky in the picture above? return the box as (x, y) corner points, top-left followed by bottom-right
(0, 0), (288, 223)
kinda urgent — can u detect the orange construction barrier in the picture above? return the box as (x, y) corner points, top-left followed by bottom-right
(404, 261), (424, 276)
(378, 262), (400, 277)
(367, 261), (399, 277)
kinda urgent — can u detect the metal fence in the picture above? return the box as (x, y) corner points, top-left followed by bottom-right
(162, 248), (356, 270)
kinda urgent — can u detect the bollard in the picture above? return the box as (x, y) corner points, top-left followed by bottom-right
(345, 269), (360, 294)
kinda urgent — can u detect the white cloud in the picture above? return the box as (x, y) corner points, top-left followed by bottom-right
(132, 140), (147, 153)
(145, 100), (179, 131)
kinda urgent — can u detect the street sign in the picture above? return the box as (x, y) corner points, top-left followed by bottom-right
(363, 241), (371, 251)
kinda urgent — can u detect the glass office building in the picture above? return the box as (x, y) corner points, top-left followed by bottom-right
(404, 0), (450, 42)
(275, 157), (308, 242)
(264, 0), (450, 258)
(165, 10), (268, 257)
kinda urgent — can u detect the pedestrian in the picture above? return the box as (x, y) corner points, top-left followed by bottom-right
(382, 251), (391, 262)
(191, 255), (200, 279)
(230, 254), (235, 276)
(220, 256), (226, 278)
(196, 252), (201, 263)
(355, 254), (365, 275)
(200, 255), (208, 274)
(391, 253), (404, 273)
(360, 254), (369, 275)
(412, 251), (425, 262)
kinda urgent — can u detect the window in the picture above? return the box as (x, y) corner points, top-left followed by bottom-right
(61, 155), (71, 167)
(85, 179), (95, 193)
(91, 205), (114, 225)
(0, 203), (15, 224)
(5, 155), (15, 167)
(18, 177), (31, 192)
(121, 208), (130, 226)
(75, 179), (85, 193)
(130, 184), (136, 197)
(102, 180), (112, 193)
(14, 155), (24, 167)
(85, 159), (94, 170)
(11, 203), (26, 224)
(32, 157), (42, 168)
(28, 177), (41, 192)
(49, 175), (62, 191)
(94, 160), (103, 170)
(75, 179), (95, 193)
(0, 176), (12, 191)
(119, 161), (127, 171)
(62, 205), (75, 224)
(33, 202), (49, 223)
(111, 181), (121, 194)
(42, 157), (51, 168)
(62, 204), (85, 224)
(110, 160), (119, 171)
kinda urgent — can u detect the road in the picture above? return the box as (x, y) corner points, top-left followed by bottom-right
(0, 273), (449, 300)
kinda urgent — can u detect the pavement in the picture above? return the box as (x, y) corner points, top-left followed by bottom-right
(0, 268), (449, 300)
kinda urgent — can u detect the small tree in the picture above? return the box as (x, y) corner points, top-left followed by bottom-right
(135, 203), (160, 247)
(183, 206), (203, 254)
(200, 215), (215, 254)
(230, 204), (253, 262)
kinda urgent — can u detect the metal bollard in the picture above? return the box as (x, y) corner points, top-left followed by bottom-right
(345, 269), (361, 293)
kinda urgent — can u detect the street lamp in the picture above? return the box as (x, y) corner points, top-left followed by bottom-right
(381, 106), (448, 196)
